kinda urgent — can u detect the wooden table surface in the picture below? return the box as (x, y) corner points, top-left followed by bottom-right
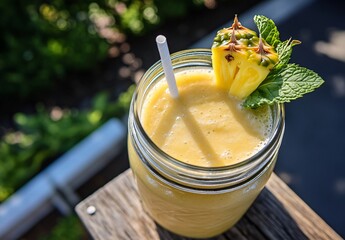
(76, 169), (341, 240)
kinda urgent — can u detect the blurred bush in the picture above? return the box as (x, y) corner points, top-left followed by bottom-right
(38, 215), (85, 240)
(0, 0), (109, 102)
(0, 0), (205, 103)
(0, 85), (135, 202)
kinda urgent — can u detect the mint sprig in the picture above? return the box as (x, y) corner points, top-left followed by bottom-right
(244, 15), (324, 108)
(244, 64), (325, 108)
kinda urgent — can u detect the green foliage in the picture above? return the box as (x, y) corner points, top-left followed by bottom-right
(39, 215), (85, 240)
(0, 85), (135, 202)
(0, 0), (205, 102)
(0, 0), (109, 102)
(107, 0), (204, 35)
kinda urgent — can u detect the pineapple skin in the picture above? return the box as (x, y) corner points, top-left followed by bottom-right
(212, 27), (278, 99)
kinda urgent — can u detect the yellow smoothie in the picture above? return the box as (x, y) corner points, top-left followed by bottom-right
(128, 66), (279, 238)
(141, 69), (272, 167)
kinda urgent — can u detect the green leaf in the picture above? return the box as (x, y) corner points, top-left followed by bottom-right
(244, 64), (324, 108)
(254, 15), (281, 48)
(275, 39), (301, 69)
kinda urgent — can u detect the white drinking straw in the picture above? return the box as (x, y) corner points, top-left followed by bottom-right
(156, 35), (179, 98)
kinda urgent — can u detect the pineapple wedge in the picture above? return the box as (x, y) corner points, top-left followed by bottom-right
(212, 15), (279, 99)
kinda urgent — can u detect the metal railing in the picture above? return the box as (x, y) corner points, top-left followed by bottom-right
(0, 118), (126, 239)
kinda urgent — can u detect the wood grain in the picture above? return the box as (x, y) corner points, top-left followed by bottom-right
(76, 170), (341, 240)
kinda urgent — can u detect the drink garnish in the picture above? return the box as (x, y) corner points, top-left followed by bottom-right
(212, 15), (324, 108)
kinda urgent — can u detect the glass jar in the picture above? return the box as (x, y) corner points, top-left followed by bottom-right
(128, 49), (285, 238)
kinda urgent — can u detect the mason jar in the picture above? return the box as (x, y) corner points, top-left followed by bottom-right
(127, 49), (285, 238)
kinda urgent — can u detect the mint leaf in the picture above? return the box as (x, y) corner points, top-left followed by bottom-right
(254, 15), (281, 48)
(275, 39), (301, 69)
(243, 64), (325, 108)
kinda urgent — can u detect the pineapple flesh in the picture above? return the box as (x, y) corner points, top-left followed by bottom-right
(212, 15), (279, 99)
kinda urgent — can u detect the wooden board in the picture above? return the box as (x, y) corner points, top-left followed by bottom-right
(76, 169), (341, 240)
